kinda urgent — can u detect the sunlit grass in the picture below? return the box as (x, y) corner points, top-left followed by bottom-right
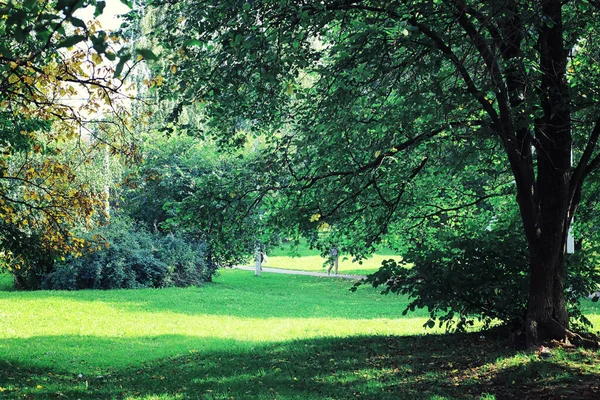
(265, 242), (403, 275)
(0, 269), (597, 399)
(0, 270), (435, 374)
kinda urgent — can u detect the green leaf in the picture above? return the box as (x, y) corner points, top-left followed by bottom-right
(70, 17), (87, 30)
(136, 48), (158, 61)
(183, 39), (203, 47)
(56, 0), (71, 11)
(13, 26), (27, 43)
(119, 0), (133, 9)
(94, 1), (106, 17)
(0, 42), (12, 58)
(57, 35), (87, 49)
(23, 0), (38, 11)
(114, 52), (132, 78)
(91, 32), (108, 54)
(56, 0), (86, 12)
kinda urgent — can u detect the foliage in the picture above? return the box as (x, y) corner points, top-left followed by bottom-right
(41, 215), (208, 290)
(356, 207), (600, 332)
(137, 0), (600, 340)
(353, 216), (600, 331)
(358, 220), (530, 332)
(0, 0), (139, 281)
(120, 131), (281, 270)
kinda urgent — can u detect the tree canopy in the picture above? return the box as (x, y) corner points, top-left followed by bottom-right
(0, 0), (137, 286)
(138, 0), (600, 345)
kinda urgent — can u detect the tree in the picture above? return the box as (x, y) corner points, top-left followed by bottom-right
(120, 130), (281, 274)
(141, 0), (600, 345)
(0, 0), (138, 286)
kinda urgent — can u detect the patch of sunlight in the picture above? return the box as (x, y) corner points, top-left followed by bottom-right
(586, 313), (600, 329)
(264, 254), (404, 275)
(0, 300), (434, 339)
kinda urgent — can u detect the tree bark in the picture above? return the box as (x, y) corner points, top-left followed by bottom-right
(254, 243), (262, 276)
(523, 0), (571, 345)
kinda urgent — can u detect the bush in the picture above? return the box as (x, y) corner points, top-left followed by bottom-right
(355, 217), (599, 332)
(41, 216), (208, 290)
(0, 222), (57, 290)
(157, 233), (210, 286)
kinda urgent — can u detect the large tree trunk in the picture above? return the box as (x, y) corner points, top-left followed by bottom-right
(523, 0), (571, 345)
(525, 249), (569, 344)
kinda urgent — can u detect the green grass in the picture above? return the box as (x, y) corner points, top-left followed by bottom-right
(264, 242), (403, 275)
(0, 269), (598, 399)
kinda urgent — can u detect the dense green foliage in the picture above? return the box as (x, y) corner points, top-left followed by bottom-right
(41, 216), (208, 290)
(135, 0), (600, 341)
(360, 217), (600, 332)
(120, 132), (275, 270)
(0, 0), (141, 285)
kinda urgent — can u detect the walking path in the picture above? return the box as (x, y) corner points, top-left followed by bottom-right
(232, 265), (365, 280)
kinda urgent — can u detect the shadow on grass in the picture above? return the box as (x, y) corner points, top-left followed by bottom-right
(0, 333), (598, 399)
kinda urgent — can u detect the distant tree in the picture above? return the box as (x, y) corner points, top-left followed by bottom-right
(120, 131), (281, 274)
(139, 0), (600, 345)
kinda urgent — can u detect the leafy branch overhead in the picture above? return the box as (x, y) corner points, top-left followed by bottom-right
(0, 0), (139, 282)
(141, 0), (600, 345)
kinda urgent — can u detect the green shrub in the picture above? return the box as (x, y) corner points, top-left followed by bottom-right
(41, 216), (208, 290)
(158, 234), (209, 286)
(355, 217), (599, 332)
(0, 222), (57, 290)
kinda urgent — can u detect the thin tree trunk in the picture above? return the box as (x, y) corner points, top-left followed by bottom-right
(254, 244), (262, 276)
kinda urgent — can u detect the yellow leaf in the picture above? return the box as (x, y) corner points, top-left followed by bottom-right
(8, 74), (19, 84)
(285, 82), (294, 95)
(9, 61), (18, 69)
(318, 222), (330, 231)
(309, 213), (321, 222)
(171, 65), (177, 74)
(92, 53), (103, 65)
(156, 75), (164, 86)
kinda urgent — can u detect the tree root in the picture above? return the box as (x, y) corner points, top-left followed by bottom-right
(564, 329), (600, 349)
(526, 317), (599, 349)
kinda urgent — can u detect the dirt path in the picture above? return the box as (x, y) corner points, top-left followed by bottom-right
(232, 265), (365, 280)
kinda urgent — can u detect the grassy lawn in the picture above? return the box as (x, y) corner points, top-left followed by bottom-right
(0, 269), (597, 399)
(263, 242), (404, 275)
